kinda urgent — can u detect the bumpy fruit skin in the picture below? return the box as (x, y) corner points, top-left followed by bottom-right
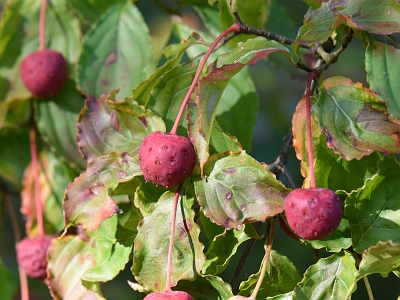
(144, 290), (194, 300)
(139, 131), (196, 188)
(20, 49), (69, 98)
(283, 188), (342, 240)
(17, 235), (53, 280)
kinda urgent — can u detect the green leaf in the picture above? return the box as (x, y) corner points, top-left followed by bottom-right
(304, 218), (352, 253)
(132, 190), (205, 292)
(175, 275), (234, 300)
(313, 76), (400, 160)
(78, 2), (152, 98)
(293, 251), (357, 299)
(145, 57), (198, 133)
(63, 152), (141, 231)
(132, 32), (204, 106)
(0, 257), (17, 300)
(77, 93), (165, 163)
(357, 240), (400, 279)
(67, 0), (126, 32)
(47, 235), (105, 300)
(0, 128), (30, 191)
(202, 224), (252, 275)
(194, 151), (289, 230)
(35, 79), (86, 169)
(366, 33), (400, 120)
(83, 214), (136, 282)
(345, 156), (400, 253)
(238, 250), (302, 298)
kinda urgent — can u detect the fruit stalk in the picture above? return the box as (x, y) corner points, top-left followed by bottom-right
(249, 218), (275, 300)
(39, 0), (47, 51)
(169, 22), (241, 135)
(30, 127), (45, 237)
(166, 185), (182, 291)
(305, 71), (317, 189)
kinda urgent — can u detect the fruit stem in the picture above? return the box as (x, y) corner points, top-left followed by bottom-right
(29, 127), (45, 237)
(249, 218), (275, 300)
(306, 71), (317, 189)
(169, 22), (241, 135)
(363, 276), (375, 300)
(165, 184), (183, 291)
(4, 191), (29, 300)
(39, 0), (47, 51)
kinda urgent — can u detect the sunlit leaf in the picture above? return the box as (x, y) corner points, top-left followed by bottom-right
(366, 33), (400, 120)
(238, 250), (301, 298)
(132, 190), (205, 292)
(63, 152), (141, 231)
(35, 79), (86, 169)
(47, 234), (105, 300)
(357, 240), (400, 279)
(77, 92), (165, 163)
(78, 2), (152, 98)
(293, 251), (357, 299)
(293, 96), (385, 192)
(202, 224), (252, 275)
(175, 275), (234, 300)
(83, 214), (136, 282)
(313, 76), (400, 160)
(194, 151), (289, 230)
(297, 0), (400, 44)
(345, 156), (400, 253)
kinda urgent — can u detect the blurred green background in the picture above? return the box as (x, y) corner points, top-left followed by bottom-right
(1, 0), (399, 299)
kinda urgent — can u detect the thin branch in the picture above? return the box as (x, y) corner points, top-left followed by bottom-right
(363, 276), (375, 300)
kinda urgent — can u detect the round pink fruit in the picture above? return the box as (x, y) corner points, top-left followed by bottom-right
(283, 188), (342, 240)
(20, 49), (69, 98)
(139, 131), (196, 188)
(17, 235), (53, 280)
(144, 290), (194, 300)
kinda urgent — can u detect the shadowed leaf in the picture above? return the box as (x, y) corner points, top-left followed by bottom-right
(63, 152), (141, 231)
(194, 151), (289, 230)
(344, 155), (400, 253)
(132, 190), (205, 292)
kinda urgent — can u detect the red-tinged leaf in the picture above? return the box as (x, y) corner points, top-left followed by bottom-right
(21, 151), (77, 236)
(297, 0), (400, 44)
(366, 33), (400, 120)
(194, 151), (289, 230)
(63, 152), (141, 231)
(47, 234), (105, 300)
(192, 37), (290, 170)
(292, 96), (323, 187)
(313, 76), (400, 160)
(132, 190), (205, 292)
(77, 93), (165, 163)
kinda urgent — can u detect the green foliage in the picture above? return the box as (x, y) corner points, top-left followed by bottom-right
(1, 0), (400, 299)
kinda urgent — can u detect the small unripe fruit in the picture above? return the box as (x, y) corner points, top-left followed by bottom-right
(144, 290), (194, 300)
(139, 131), (196, 188)
(20, 49), (69, 98)
(16, 235), (53, 280)
(283, 188), (342, 240)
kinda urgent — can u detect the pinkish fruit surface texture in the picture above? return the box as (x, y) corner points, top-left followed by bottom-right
(139, 131), (196, 188)
(20, 49), (68, 98)
(17, 235), (53, 280)
(283, 188), (342, 240)
(144, 290), (194, 300)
